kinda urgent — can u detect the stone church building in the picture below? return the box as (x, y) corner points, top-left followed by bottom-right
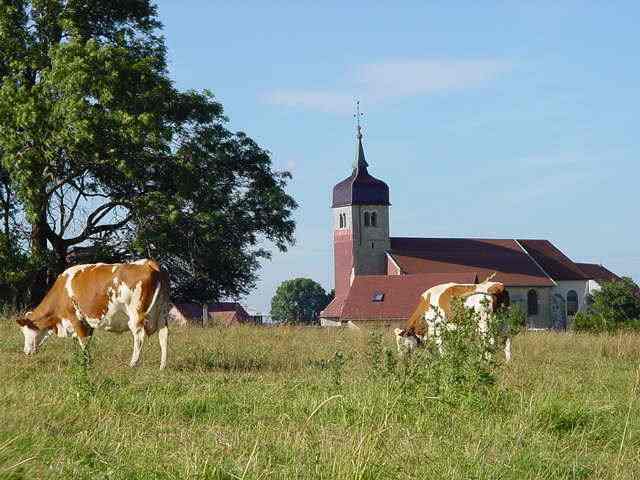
(320, 127), (619, 329)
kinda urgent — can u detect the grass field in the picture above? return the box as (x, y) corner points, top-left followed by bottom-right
(1, 319), (639, 479)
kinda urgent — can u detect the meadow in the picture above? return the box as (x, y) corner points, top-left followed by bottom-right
(1, 319), (639, 479)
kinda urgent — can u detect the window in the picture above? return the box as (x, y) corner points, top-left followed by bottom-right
(338, 213), (347, 229)
(567, 290), (579, 316)
(364, 211), (370, 227)
(527, 289), (539, 316)
(372, 292), (385, 302)
(371, 212), (377, 227)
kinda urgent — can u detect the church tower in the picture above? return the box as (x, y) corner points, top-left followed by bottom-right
(331, 119), (391, 299)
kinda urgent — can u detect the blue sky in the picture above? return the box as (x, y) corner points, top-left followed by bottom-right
(156, 1), (639, 313)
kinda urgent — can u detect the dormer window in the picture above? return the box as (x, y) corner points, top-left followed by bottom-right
(364, 211), (370, 227)
(372, 292), (385, 302)
(371, 212), (377, 227)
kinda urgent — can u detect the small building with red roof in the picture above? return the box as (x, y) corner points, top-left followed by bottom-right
(320, 126), (620, 330)
(170, 302), (251, 327)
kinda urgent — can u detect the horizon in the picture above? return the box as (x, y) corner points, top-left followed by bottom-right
(157, 1), (640, 312)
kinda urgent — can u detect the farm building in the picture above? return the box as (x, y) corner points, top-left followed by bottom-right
(170, 302), (251, 327)
(320, 127), (620, 330)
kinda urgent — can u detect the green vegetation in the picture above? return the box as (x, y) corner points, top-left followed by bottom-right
(1, 317), (639, 479)
(575, 278), (640, 332)
(0, 1), (296, 306)
(270, 278), (333, 324)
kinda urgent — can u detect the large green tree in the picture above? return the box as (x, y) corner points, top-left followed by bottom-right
(0, 1), (296, 305)
(271, 278), (332, 324)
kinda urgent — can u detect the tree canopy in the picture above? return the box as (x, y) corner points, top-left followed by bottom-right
(0, 0), (296, 305)
(270, 278), (333, 324)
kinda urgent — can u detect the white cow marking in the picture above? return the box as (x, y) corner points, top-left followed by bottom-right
(64, 264), (92, 299)
(57, 319), (75, 338)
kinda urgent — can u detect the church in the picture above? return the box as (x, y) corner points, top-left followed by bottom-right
(320, 126), (619, 330)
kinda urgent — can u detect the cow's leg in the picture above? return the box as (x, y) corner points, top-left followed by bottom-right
(129, 328), (146, 368)
(158, 325), (168, 370)
(77, 335), (91, 350)
(504, 337), (512, 362)
(73, 321), (93, 350)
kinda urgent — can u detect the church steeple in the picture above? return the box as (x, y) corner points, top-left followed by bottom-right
(332, 102), (390, 208)
(329, 105), (392, 300)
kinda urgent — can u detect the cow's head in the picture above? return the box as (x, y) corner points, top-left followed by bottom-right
(16, 312), (50, 355)
(394, 327), (421, 355)
(466, 276), (508, 317)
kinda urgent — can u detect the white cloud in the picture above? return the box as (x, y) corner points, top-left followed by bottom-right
(356, 59), (511, 99)
(262, 90), (354, 114)
(263, 59), (512, 113)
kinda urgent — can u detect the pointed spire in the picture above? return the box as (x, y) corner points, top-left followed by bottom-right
(353, 100), (368, 171)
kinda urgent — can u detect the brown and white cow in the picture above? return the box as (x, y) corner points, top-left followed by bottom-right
(16, 259), (170, 369)
(394, 275), (512, 361)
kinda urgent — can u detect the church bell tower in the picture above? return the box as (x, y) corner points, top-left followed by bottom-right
(331, 107), (391, 299)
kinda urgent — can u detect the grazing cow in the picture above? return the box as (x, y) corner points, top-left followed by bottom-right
(16, 259), (170, 369)
(394, 275), (512, 361)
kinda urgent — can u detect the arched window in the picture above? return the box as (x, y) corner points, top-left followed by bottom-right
(363, 211), (370, 227)
(527, 289), (538, 316)
(371, 212), (377, 227)
(567, 290), (579, 316)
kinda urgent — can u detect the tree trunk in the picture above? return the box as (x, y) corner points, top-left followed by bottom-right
(29, 208), (49, 305)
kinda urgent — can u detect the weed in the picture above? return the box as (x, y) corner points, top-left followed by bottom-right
(69, 341), (96, 402)
(329, 350), (345, 388)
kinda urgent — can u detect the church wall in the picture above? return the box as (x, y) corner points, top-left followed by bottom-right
(552, 280), (590, 328)
(506, 286), (552, 329)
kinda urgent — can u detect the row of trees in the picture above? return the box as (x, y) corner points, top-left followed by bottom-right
(0, 1), (296, 307)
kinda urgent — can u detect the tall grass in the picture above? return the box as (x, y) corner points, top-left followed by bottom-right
(1, 318), (639, 479)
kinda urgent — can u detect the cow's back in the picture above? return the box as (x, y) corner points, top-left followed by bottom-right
(67, 262), (166, 333)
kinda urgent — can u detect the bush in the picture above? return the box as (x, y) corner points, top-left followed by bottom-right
(574, 278), (640, 332)
(379, 299), (521, 406)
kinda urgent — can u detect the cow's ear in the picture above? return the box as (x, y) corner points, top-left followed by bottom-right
(16, 317), (37, 329)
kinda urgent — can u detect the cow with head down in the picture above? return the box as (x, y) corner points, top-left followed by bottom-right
(394, 274), (512, 361)
(16, 259), (170, 369)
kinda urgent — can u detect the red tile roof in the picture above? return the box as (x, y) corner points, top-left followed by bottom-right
(576, 263), (621, 283)
(517, 240), (588, 281)
(320, 295), (348, 319)
(388, 237), (555, 287)
(339, 273), (479, 321)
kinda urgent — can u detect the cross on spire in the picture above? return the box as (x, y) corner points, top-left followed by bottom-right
(354, 100), (364, 139)
(353, 100), (368, 170)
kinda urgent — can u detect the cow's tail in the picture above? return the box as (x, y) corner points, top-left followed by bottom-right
(145, 268), (171, 329)
(151, 269), (170, 370)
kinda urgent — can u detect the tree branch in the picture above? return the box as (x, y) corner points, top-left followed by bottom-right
(63, 202), (132, 247)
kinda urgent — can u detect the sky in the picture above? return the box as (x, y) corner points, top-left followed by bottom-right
(156, 1), (639, 313)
